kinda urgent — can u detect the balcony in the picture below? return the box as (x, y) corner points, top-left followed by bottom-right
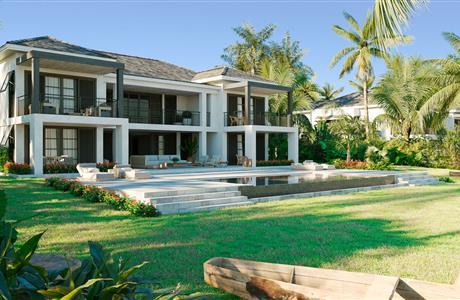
(224, 111), (290, 127)
(17, 94), (117, 117)
(123, 108), (201, 126)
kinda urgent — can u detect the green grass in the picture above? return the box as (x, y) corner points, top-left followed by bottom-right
(1, 175), (460, 298)
(394, 165), (453, 177)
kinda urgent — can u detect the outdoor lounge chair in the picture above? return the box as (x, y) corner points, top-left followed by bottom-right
(113, 164), (151, 180)
(76, 163), (115, 181)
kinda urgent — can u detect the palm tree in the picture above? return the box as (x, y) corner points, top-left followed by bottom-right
(422, 32), (460, 117)
(222, 23), (276, 75)
(259, 58), (315, 113)
(349, 75), (374, 93)
(372, 55), (437, 141)
(319, 83), (344, 101)
(373, 0), (427, 49)
(330, 11), (411, 140)
(330, 116), (366, 162)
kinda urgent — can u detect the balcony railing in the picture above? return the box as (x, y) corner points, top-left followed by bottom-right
(17, 94), (117, 117)
(224, 111), (290, 127)
(123, 108), (201, 126)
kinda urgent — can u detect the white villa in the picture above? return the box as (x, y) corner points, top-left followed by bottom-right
(0, 36), (298, 176)
(301, 92), (460, 140)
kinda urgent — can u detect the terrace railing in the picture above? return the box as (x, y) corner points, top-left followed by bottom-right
(224, 111), (290, 127)
(123, 108), (201, 126)
(16, 94), (117, 117)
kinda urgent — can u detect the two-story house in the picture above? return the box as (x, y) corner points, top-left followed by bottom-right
(0, 36), (298, 175)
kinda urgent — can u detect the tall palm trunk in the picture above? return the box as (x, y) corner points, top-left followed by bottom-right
(363, 76), (370, 141)
(346, 143), (351, 163)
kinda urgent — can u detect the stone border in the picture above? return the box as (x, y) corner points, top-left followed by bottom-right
(251, 183), (407, 204)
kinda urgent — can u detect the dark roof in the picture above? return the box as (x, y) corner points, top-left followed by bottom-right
(103, 52), (196, 82)
(6, 36), (197, 83)
(313, 92), (374, 109)
(193, 66), (277, 84)
(7, 36), (112, 58)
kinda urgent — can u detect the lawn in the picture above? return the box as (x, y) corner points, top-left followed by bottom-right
(1, 175), (460, 298)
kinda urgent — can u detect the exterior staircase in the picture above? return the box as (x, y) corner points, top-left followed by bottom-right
(394, 172), (439, 186)
(138, 186), (252, 214)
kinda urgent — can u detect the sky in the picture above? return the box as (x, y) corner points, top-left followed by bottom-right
(0, 0), (458, 95)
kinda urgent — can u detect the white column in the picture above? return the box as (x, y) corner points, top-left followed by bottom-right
(264, 133), (269, 160)
(244, 127), (256, 167)
(176, 132), (181, 157)
(114, 124), (128, 164)
(199, 92), (207, 127)
(14, 124), (25, 163)
(288, 128), (299, 163)
(29, 118), (43, 176)
(221, 132), (227, 163)
(199, 131), (207, 158)
(96, 127), (104, 163)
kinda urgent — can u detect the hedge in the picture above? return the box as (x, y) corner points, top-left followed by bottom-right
(45, 177), (159, 217)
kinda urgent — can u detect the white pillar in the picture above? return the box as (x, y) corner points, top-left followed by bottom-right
(29, 118), (43, 176)
(115, 124), (128, 164)
(96, 127), (104, 163)
(176, 132), (181, 157)
(199, 131), (207, 158)
(288, 128), (299, 163)
(199, 92), (207, 127)
(14, 124), (25, 163)
(244, 127), (256, 167)
(221, 133), (227, 163)
(264, 133), (269, 160)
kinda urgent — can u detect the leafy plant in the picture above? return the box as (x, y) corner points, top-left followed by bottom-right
(44, 163), (77, 174)
(439, 176), (455, 183)
(181, 137), (199, 162)
(3, 162), (31, 175)
(96, 161), (115, 172)
(0, 146), (9, 172)
(45, 178), (159, 217)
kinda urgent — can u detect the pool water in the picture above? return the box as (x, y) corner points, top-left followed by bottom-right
(211, 174), (364, 186)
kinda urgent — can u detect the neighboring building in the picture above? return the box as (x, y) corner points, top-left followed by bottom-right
(300, 92), (460, 140)
(0, 36), (298, 175)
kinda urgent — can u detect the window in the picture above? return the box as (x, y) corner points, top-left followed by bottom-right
(44, 128), (78, 164)
(62, 78), (76, 113)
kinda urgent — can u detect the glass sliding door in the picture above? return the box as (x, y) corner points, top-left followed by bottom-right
(62, 78), (76, 114)
(44, 127), (78, 164)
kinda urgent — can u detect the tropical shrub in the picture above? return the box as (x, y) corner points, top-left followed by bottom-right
(96, 161), (115, 172)
(0, 146), (9, 171)
(365, 146), (393, 170)
(0, 194), (198, 299)
(44, 163), (77, 174)
(45, 177), (159, 217)
(256, 159), (293, 166)
(333, 159), (369, 170)
(444, 129), (460, 169)
(3, 162), (31, 175)
(439, 176), (455, 183)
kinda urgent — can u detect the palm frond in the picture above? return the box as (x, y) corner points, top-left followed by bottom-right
(332, 25), (361, 44)
(329, 46), (356, 69)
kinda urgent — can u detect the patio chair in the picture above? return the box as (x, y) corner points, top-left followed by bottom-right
(113, 164), (151, 180)
(198, 155), (209, 167)
(76, 163), (115, 181)
(236, 155), (251, 167)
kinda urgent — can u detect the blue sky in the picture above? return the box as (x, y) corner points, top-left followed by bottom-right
(0, 0), (458, 94)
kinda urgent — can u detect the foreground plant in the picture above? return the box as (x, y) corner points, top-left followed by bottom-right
(0, 191), (205, 299)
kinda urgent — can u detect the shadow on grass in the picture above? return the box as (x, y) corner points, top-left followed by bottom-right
(1, 177), (458, 299)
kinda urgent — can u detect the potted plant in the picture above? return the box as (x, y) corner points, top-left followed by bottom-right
(181, 137), (198, 162)
(182, 111), (192, 125)
(171, 156), (179, 166)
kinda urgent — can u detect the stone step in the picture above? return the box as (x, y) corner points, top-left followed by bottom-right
(177, 201), (254, 214)
(149, 191), (241, 205)
(142, 185), (239, 198)
(408, 179), (439, 186)
(156, 196), (249, 214)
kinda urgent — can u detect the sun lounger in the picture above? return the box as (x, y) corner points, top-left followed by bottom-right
(113, 164), (151, 180)
(76, 163), (115, 181)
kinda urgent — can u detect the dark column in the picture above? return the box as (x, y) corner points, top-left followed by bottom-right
(287, 90), (293, 126)
(31, 57), (40, 113)
(245, 82), (252, 125)
(116, 68), (124, 118)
